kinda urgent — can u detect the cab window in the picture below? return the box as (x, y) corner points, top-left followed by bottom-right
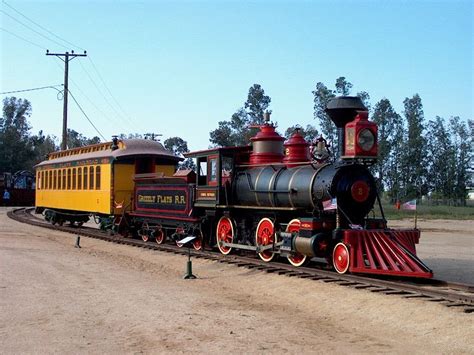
(209, 158), (217, 183)
(197, 158), (207, 185)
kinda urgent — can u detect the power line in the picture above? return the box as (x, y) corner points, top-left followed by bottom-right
(68, 89), (106, 141)
(88, 57), (135, 124)
(1, 84), (63, 95)
(2, 0), (85, 52)
(0, 27), (46, 49)
(0, 9), (69, 50)
(78, 60), (134, 130)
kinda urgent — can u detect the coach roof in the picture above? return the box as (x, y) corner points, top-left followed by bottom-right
(35, 139), (182, 167)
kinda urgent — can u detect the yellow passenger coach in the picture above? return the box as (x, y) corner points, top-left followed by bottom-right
(35, 138), (181, 225)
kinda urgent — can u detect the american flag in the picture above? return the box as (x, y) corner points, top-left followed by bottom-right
(402, 199), (417, 210)
(323, 197), (337, 211)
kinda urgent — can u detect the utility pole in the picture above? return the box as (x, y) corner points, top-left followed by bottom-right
(46, 50), (87, 150)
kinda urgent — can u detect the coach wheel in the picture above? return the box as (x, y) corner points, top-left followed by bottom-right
(193, 229), (203, 251)
(255, 218), (277, 262)
(155, 227), (166, 244)
(286, 219), (308, 267)
(333, 242), (350, 274)
(216, 216), (234, 255)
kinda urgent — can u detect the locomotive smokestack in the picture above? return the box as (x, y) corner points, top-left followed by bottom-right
(326, 96), (367, 158)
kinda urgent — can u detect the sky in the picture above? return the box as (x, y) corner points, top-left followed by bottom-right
(1, 0), (472, 151)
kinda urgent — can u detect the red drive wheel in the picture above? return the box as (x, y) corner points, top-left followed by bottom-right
(255, 218), (276, 262)
(193, 229), (203, 251)
(155, 227), (166, 244)
(333, 242), (350, 274)
(216, 216), (234, 255)
(286, 219), (307, 267)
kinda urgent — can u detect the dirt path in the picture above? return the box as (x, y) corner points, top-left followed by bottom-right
(1, 209), (473, 353)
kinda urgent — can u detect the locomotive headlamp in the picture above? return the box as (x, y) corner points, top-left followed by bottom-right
(343, 111), (378, 159)
(357, 129), (375, 152)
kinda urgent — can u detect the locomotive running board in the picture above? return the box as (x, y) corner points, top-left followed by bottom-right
(344, 229), (433, 278)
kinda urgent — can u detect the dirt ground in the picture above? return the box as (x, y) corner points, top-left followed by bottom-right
(1, 208), (473, 354)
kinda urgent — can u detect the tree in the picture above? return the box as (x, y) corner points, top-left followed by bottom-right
(284, 124), (319, 142)
(402, 94), (427, 198)
(209, 84), (272, 147)
(245, 84), (271, 124)
(30, 130), (58, 163)
(371, 98), (401, 192)
(449, 116), (471, 205)
(0, 97), (34, 172)
(164, 136), (195, 170)
(426, 117), (455, 203)
(66, 129), (100, 148)
(335, 76), (353, 95)
(312, 82), (336, 146)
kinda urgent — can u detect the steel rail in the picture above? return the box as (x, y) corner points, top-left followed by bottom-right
(8, 207), (474, 313)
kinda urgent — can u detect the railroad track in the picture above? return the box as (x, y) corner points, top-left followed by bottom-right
(8, 207), (474, 313)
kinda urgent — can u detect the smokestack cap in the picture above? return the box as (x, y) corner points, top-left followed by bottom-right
(326, 96), (367, 128)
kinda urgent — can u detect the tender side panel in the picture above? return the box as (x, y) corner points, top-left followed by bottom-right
(113, 162), (177, 215)
(35, 162), (112, 214)
(133, 183), (194, 219)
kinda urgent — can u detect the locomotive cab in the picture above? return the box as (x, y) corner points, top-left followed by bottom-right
(185, 146), (251, 208)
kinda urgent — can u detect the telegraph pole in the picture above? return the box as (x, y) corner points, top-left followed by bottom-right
(46, 50), (87, 150)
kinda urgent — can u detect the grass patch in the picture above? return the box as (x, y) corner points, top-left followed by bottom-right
(371, 203), (474, 220)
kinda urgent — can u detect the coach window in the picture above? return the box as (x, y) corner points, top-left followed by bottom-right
(78, 168), (82, 189)
(62, 169), (66, 189)
(53, 170), (57, 189)
(83, 167), (88, 189)
(42, 171), (45, 189)
(47, 171), (51, 189)
(72, 168), (77, 189)
(67, 168), (71, 190)
(89, 166), (94, 189)
(58, 170), (62, 190)
(95, 166), (101, 190)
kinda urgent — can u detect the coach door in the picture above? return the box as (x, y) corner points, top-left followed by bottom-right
(195, 154), (219, 207)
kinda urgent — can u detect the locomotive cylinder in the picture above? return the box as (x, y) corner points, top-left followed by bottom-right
(293, 233), (328, 257)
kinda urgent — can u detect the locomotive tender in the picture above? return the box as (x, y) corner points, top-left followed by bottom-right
(36, 96), (433, 278)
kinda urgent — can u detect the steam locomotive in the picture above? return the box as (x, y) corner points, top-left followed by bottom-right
(127, 96), (432, 278)
(35, 96), (433, 278)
